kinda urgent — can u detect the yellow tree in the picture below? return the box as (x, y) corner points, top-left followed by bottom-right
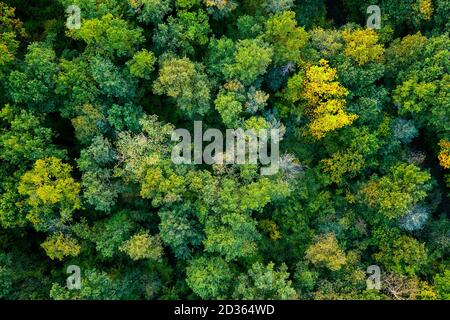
(305, 233), (347, 271)
(342, 29), (384, 66)
(301, 59), (358, 139)
(18, 157), (81, 231)
(438, 139), (450, 169)
(41, 233), (81, 261)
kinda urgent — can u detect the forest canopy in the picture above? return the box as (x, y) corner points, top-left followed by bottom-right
(0, 0), (449, 300)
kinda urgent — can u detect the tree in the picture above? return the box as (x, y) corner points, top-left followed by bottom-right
(82, 211), (135, 259)
(0, 3), (25, 80)
(186, 256), (234, 299)
(214, 90), (243, 127)
(374, 236), (428, 276)
(80, 169), (120, 213)
(0, 105), (65, 166)
(438, 139), (450, 169)
(77, 135), (120, 213)
(391, 34), (449, 139)
(223, 39), (273, 85)
(68, 13), (144, 58)
(263, 11), (308, 66)
(127, 49), (156, 80)
(233, 262), (297, 299)
(321, 150), (365, 184)
(89, 55), (136, 99)
(55, 57), (101, 118)
(7, 43), (58, 112)
(203, 213), (261, 261)
(204, 0), (237, 19)
(114, 114), (174, 182)
(391, 118), (418, 144)
(433, 269), (450, 300)
(153, 9), (211, 56)
(300, 59), (358, 139)
(50, 269), (120, 300)
(341, 29), (384, 66)
(71, 104), (107, 145)
(309, 27), (343, 60)
(234, 15), (263, 40)
(41, 233), (81, 261)
(207, 36), (235, 80)
(119, 231), (163, 261)
(382, 272), (420, 300)
(305, 233), (347, 272)
(18, 157), (81, 231)
(399, 205), (430, 231)
(153, 56), (211, 117)
(0, 175), (27, 228)
(360, 163), (432, 219)
(262, 0), (294, 14)
(129, 0), (171, 25)
(158, 205), (203, 260)
(106, 103), (143, 133)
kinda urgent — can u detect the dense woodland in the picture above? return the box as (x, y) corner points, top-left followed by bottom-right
(0, 0), (449, 300)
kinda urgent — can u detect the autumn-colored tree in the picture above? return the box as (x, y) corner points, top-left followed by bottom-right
(300, 59), (358, 139)
(342, 29), (384, 66)
(305, 233), (347, 272)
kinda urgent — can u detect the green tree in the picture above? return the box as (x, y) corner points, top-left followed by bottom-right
(50, 269), (120, 300)
(119, 231), (163, 261)
(263, 11), (308, 66)
(224, 39), (273, 85)
(360, 163), (432, 219)
(18, 157), (81, 231)
(153, 9), (211, 56)
(233, 262), (297, 299)
(68, 13), (144, 58)
(204, 213), (261, 261)
(433, 269), (450, 300)
(186, 256), (234, 299)
(127, 49), (156, 80)
(7, 43), (58, 112)
(374, 235), (428, 276)
(153, 56), (211, 117)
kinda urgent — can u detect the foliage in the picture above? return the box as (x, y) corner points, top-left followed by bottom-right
(374, 235), (428, 276)
(41, 233), (81, 261)
(305, 233), (347, 272)
(119, 231), (163, 261)
(153, 56), (211, 117)
(300, 59), (358, 139)
(186, 256), (233, 299)
(233, 262), (297, 299)
(360, 164), (432, 219)
(17, 157), (81, 231)
(0, 0), (448, 301)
